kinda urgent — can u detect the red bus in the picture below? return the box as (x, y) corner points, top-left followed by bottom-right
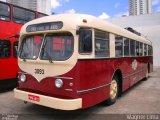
(14, 14), (153, 110)
(0, 1), (47, 89)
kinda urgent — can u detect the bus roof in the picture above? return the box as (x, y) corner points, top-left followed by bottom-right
(20, 14), (152, 45)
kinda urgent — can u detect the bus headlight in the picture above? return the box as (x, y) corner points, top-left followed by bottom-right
(20, 74), (26, 82)
(55, 79), (63, 88)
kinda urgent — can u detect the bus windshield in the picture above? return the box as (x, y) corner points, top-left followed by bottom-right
(41, 33), (74, 61)
(19, 35), (43, 59)
(0, 3), (10, 21)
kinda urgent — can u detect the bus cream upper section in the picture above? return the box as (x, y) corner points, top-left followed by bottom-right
(18, 14), (152, 81)
(20, 14), (152, 45)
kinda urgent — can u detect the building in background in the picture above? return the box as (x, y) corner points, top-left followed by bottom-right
(108, 12), (160, 67)
(6, 0), (51, 15)
(129, 0), (152, 16)
(37, 0), (51, 15)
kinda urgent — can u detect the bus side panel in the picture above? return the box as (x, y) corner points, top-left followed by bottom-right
(0, 21), (22, 80)
(121, 58), (130, 92)
(77, 56), (152, 108)
(77, 59), (114, 108)
(18, 56), (153, 109)
(149, 56), (153, 72)
(128, 57), (141, 86)
(0, 58), (18, 80)
(124, 56), (153, 90)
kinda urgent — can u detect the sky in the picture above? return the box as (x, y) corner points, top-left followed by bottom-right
(0, 0), (160, 19)
(51, 0), (160, 19)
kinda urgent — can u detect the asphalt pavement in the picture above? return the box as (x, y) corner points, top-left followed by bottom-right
(0, 68), (160, 120)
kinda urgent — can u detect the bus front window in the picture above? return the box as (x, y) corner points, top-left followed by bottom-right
(41, 33), (74, 61)
(19, 35), (43, 59)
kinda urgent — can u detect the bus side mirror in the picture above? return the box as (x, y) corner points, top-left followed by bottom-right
(8, 34), (20, 39)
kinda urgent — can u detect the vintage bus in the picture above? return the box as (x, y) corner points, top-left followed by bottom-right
(14, 14), (153, 110)
(0, 1), (47, 89)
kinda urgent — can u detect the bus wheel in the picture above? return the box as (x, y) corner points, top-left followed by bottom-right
(145, 66), (149, 80)
(106, 75), (119, 105)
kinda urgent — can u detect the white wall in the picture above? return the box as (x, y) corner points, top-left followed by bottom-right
(108, 12), (160, 67)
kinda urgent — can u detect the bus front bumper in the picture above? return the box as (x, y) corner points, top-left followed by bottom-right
(14, 88), (82, 110)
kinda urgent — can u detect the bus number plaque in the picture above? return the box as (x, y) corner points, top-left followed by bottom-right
(35, 69), (44, 74)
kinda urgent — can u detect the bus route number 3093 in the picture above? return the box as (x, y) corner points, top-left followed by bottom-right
(35, 69), (44, 74)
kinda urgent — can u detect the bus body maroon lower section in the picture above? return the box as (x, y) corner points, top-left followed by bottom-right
(18, 56), (153, 109)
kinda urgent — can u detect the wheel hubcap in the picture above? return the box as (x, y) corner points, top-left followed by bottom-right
(146, 68), (149, 78)
(110, 80), (118, 99)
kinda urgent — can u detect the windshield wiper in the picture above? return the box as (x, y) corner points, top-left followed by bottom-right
(46, 51), (53, 63)
(41, 38), (54, 63)
(41, 47), (53, 63)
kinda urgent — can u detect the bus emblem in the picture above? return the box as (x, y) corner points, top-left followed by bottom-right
(132, 59), (138, 70)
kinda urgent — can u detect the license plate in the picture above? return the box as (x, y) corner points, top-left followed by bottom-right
(28, 94), (40, 102)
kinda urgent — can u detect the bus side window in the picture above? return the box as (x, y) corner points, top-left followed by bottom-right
(13, 6), (35, 24)
(95, 30), (109, 57)
(148, 45), (152, 56)
(0, 40), (11, 58)
(115, 35), (123, 57)
(79, 29), (92, 54)
(144, 44), (147, 56)
(139, 42), (143, 56)
(124, 38), (130, 56)
(136, 41), (140, 56)
(130, 40), (135, 56)
(13, 41), (19, 58)
(0, 2), (10, 21)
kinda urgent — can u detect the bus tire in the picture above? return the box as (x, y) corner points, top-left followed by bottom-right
(144, 66), (149, 81)
(106, 75), (119, 105)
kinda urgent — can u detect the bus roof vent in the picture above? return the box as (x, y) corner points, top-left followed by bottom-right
(125, 27), (141, 36)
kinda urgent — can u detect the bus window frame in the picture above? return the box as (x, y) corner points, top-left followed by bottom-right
(13, 41), (19, 58)
(0, 2), (11, 22)
(0, 40), (11, 58)
(78, 28), (93, 55)
(135, 41), (140, 56)
(40, 32), (74, 61)
(144, 44), (146, 56)
(95, 29), (110, 58)
(123, 37), (130, 57)
(115, 35), (123, 58)
(12, 5), (36, 24)
(130, 39), (136, 57)
(37, 12), (47, 18)
(139, 42), (143, 56)
(19, 34), (44, 60)
(148, 45), (153, 56)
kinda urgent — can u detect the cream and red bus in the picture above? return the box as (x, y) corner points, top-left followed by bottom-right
(14, 14), (153, 110)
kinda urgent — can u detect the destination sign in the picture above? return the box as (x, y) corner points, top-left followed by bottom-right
(26, 22), (63, 32)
